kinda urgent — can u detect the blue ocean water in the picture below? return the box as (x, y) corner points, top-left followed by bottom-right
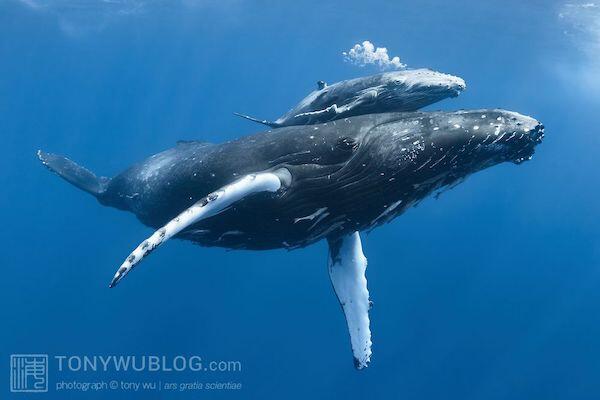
(1, 0), (599, 398)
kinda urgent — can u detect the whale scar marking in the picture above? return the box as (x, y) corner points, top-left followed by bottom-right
(294, 207), (328, 223)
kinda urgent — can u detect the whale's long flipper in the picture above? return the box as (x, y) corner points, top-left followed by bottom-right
(293, 104), (339, 122)
(333, 89), (379, 116)
(327, 232), (372, 369)
(293, 90), (378, 123)
(233, 112), (280, 128)
(109, 171), (288, 288)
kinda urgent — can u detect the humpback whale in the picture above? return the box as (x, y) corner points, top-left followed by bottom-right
(38, 109), (544, 369)
(235, 69), (466, 128)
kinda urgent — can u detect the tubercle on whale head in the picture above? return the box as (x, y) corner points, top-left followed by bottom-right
(470, 110), (545, 165)
(453, 111), (544, 167)
(461, 111), (543, 167)
(511, 121), (544, 164)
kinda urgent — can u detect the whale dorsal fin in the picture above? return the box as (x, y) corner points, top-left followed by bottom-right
(327, 232), (372, 369)
(317, 80), (328, 90)
(109, 170), (289, 288)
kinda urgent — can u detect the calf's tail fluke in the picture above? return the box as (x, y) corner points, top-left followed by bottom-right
(37, 150), (110, 197)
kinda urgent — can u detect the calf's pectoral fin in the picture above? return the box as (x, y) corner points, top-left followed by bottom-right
(109, 170), (290, 288)
(336, 90), (378, 115)
(293, 104), (339, 120)
(327, 231), (372, 369)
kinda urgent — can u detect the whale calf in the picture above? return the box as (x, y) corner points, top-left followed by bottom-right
(39, 109), (544, 369)
(235, 69), (466, 128)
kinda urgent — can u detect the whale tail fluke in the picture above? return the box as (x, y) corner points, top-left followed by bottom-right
(37, 150), (110, 197)
(233, 112), (280, 128)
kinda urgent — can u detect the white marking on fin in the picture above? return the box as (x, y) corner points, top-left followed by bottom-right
(328, 232), (372, 369)
(109, 172), (284, 288)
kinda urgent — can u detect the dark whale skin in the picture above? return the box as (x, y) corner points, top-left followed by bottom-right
(98, 110), (544, 250)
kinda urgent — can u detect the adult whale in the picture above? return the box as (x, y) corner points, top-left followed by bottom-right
(38, 109), (544, 369)
(235, 69), (466, 127)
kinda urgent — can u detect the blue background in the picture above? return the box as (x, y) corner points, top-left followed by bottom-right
(1, 0), (599, 398)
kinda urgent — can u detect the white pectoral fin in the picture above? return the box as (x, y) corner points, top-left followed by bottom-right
(109, 171), (287, 288)
(293, 104), (339, 120)
(336, 90), (378, 115)
(328, 231), (372, 369)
